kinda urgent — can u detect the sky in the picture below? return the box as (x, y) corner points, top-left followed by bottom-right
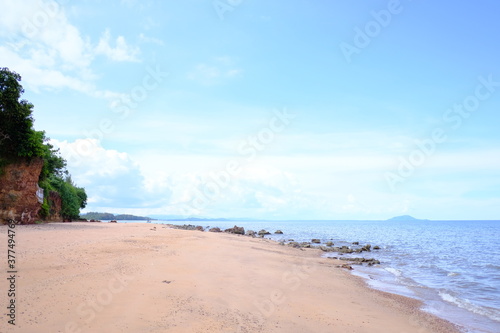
(1, 0), (499, 220)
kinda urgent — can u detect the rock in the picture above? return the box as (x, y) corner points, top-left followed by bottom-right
(258, 229), (271, 236)
(274, 230), (283, 234)
(311, 239), (321, 244)
(319, 246), (331, 252)
(209, 227), (221, 232)
(352, 242), (359, 245)
(300, 242), (311, 248)
(373, 246), (381, 250)
(339, 264), (353, 270)
(288, 242), (301, 249)
(109, 220), (117, 223)
(338, 246), (354, 254)
(326, 241), (334, 246)
(246, 230), (256, 237)
(0, 158), (45, 224)
(224, 225), (245, 235)
(47, 191), (62, 221)
(362, 244), (371, 252)
(173, 224), (204, 231)
(339, 257), (380, 266)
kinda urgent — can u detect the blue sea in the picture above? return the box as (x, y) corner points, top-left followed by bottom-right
(149, 219), (500, 333)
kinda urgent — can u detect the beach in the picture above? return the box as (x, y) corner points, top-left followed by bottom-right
(0, 222), (460, 333)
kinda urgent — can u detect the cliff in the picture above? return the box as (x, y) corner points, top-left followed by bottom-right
(48, 190), (62, 221)
(0, 158), (44, 224)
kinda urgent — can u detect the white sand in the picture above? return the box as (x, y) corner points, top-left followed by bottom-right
(0, 222), (460, 333)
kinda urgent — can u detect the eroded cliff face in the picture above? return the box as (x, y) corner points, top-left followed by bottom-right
(0, 158), (43, 224)
(48, 190), (62, 221)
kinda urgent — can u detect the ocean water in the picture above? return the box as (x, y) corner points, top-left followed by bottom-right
(154, 219), (500, 333)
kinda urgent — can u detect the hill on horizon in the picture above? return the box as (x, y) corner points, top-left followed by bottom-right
(387, 215), (428, 221)
(80, 212), (153, 221)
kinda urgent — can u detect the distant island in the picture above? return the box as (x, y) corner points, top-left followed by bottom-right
(80, 212), (154, 221)
(386, 215), (429, 222)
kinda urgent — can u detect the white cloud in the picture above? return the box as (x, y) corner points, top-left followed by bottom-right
(95, 29), (140, 62)
(187, 57), (242, 85)
(52, 139), (135, 183)
(50, 139), (164, 209)
(138, 33), (164, 46)
(0, 46), (92, 93)
(45, 138), (500, 219)
(0, 0), (93, 69)
(0, 0), (140, 101)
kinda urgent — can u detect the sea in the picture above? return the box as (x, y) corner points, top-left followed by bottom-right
(124, 219), (500, 332)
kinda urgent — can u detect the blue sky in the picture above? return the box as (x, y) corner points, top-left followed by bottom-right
(1, 0), (499, 220)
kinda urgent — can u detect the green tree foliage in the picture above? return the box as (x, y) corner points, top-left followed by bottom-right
(0, 68), (45, 158)
(39, 136), (67, 181)
(0, 67), (87, 220)
(48, 176), (87, 220)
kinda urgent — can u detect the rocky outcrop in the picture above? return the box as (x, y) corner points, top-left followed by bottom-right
(274, 230), (283, 234)
(209, 227), (222, 232)
(172, 224), (204, 231)
(224, 225), (245, 235)
(0, 158), (44, 224)
(246, 230), (256, 237)
(339, 257), (381, 266)
(47, 190), (62, 221)
(258, 229), (271, 236)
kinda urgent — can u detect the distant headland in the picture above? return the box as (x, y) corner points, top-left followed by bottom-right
(80, 212), (154, 221)
(386, 215), (429, 222)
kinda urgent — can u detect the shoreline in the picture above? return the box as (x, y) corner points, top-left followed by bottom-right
(0, 222), (460, 332)
(166, 219), (499, 333)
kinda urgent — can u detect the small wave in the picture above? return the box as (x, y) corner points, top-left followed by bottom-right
(485, 264), (500, 270)
(385, 267), (402, 277)
(447, 272), (460, 277)
(439, 292), (500, 322)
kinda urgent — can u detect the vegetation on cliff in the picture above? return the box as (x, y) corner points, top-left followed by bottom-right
(0, 67), (87, 221)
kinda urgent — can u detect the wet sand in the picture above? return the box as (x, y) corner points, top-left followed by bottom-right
(0, 222), (460, 332)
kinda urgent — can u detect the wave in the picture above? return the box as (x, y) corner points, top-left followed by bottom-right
(385, 267), (402, 277)
(439, 292), (500, 322)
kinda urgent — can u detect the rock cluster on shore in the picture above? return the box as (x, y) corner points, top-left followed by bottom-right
(166, 223), (382, 268)
(224, 225), (245, 235)
(170, 224), (205, 231)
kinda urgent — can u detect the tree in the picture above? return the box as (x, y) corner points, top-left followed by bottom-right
(1, 67), (88, 221)
(39, 134), (67, 181)
(48, 176), (87, 220)
(0, 68), (45, 158)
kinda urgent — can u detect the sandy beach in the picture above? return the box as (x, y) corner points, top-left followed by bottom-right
(0, 222), (460, 333)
